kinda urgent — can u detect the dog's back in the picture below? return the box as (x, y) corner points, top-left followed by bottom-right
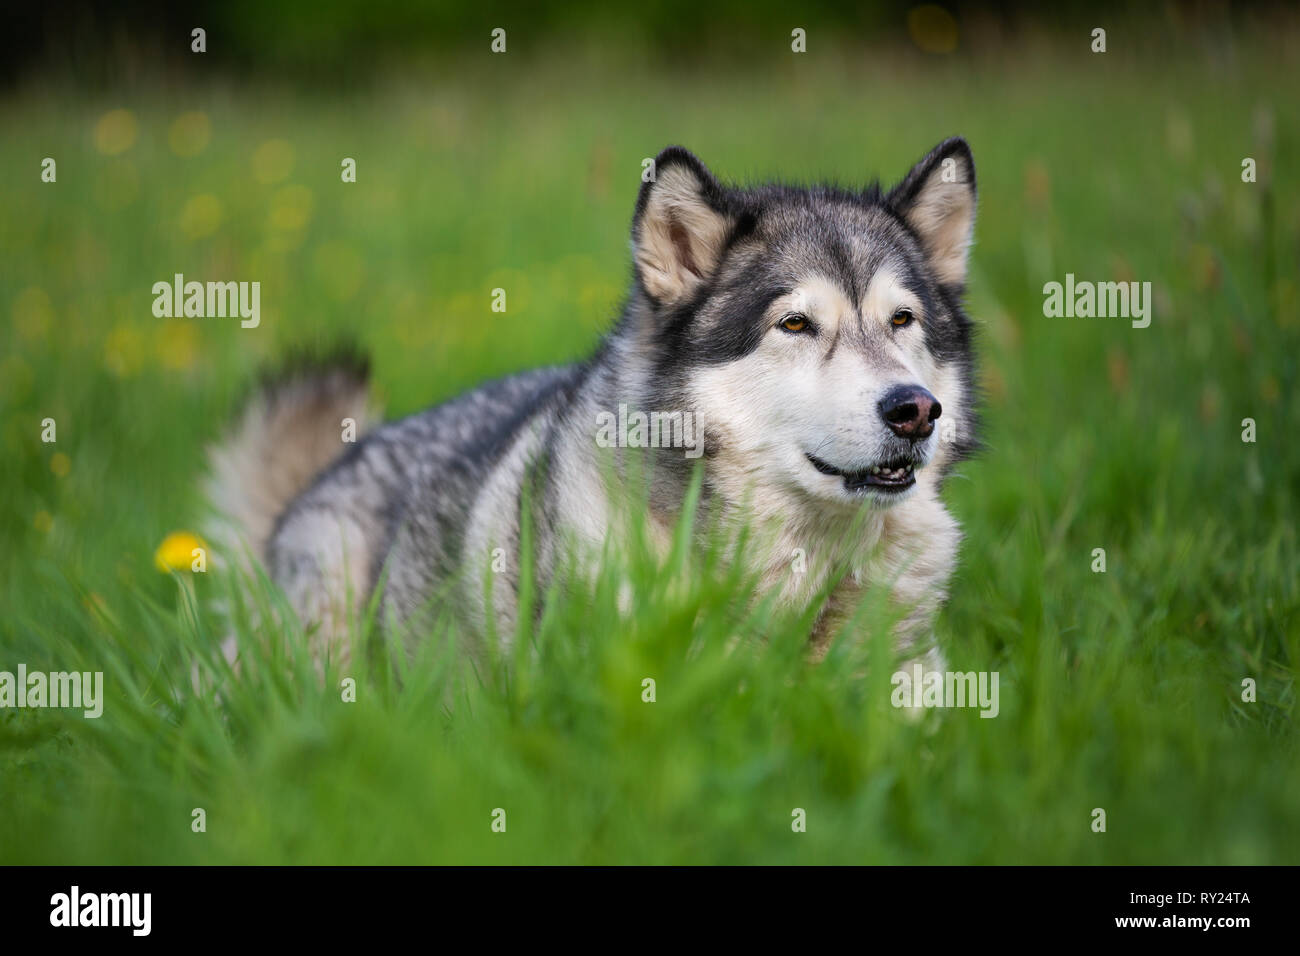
(206, 357), (581, 663)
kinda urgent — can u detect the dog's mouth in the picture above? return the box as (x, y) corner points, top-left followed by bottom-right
(806, 452), (917, 493)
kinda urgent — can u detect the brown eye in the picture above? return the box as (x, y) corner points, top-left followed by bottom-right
(780, 314), (810, 333)
(891, 308), (914, 327)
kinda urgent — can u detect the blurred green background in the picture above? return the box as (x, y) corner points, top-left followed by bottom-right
(0, 2), (1297, 863)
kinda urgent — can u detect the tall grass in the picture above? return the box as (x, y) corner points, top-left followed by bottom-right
(1, 28), (1297, 862)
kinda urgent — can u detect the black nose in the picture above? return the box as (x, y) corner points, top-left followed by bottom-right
(878, 385), (941, 440)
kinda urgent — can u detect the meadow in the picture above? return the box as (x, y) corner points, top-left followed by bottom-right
(1, 26), (1297, 863)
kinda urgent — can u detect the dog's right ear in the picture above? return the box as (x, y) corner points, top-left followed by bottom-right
(632, 147), (734, 306)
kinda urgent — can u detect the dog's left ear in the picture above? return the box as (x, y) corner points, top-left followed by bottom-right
(632, 146), (735, 306)
(888, 137), (977, 287)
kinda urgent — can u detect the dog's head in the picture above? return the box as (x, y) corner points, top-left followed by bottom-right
(630, 139), (978, 508)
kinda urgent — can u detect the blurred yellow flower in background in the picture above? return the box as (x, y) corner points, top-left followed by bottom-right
(12, 287), (54, 343)
(103, 321), (145, 378)
(908, 5), (959, 54)
(179, 194), (224, 239)
(94, 108), (138, 155)
(50, 452), (71, 477)
(154, 531), (207, 573)
(252, 138), (295, 184)
(155, 319), (199, 371)
(269, 184), (313, 231)
(267, 185), (314, 251)
(168, 111), (212, 157)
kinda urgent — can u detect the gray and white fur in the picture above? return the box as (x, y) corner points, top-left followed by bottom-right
(205, 140), (980, 671)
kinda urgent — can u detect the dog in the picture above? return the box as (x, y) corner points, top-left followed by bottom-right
(205, 139), (979, 672)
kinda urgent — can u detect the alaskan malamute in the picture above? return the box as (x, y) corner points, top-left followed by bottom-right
(207, 139), (979, 670)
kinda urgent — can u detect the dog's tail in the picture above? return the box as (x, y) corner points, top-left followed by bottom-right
(204, 349), (378, 571)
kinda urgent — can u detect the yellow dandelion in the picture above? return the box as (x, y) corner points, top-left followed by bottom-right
(103, 321), (145, 378)
(269, 184), (313, 232)
(34, 510), (53, 533)
(50, 452), (71, 477)
(179, 193), (223, 240)
(13, 287), (54, 342)
(155, 318), (199, 371)
(168, 111), (211, 157)
(154, 531), (207, 573)
(252, 139), (296, 185)
(94, 109), (138, 155)
(908, 5), (959, 55)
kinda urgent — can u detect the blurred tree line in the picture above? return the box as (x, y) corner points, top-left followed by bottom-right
(4, 0), (1276, 87)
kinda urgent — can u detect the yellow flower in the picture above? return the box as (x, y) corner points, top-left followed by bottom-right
(103, 321), (145, 378)
(269, 184), (313, 232)
(94, 109), (138, 155)
(13, 287), (55, 342)
(154, 531), (207, 573)
(252, 139), (295, 184)
(168, 111), (211, 157)
(908, 5), (959, 54)
(155, 319), (198, 371)
(179, 194), (223, 240)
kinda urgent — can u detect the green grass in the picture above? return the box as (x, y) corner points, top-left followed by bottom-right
(1, 28), (1298, 863)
